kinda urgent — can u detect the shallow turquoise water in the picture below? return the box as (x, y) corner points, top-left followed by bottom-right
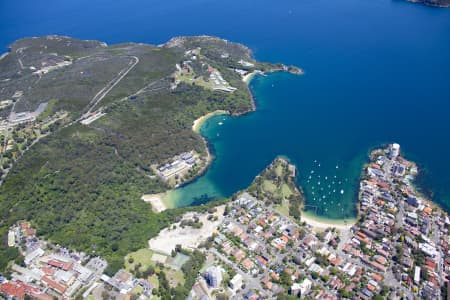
(1, 0), (450, 219)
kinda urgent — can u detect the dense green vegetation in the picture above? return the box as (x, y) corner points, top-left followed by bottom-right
(97, 82), (253, 169)
(0, 125), (173, 274)
(0, 226), (20, 272)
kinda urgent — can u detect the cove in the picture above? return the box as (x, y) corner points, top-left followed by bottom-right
(168, 61), (450, 219)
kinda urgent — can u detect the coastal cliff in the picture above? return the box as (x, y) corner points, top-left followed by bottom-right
(407, 0), (450, 7)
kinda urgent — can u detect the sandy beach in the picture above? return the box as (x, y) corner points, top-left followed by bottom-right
(242, 70), (264, 84)
(301, 212), (355, 231)
(242, 71), (257, 84)
(141, 193), (167, 213)
(192, 110), (229, 133)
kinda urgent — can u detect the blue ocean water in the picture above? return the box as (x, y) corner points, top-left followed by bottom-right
(1, 0), (450, 218)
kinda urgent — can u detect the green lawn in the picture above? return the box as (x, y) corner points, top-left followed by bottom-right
(149, 274), (159, 289)
(125, 248), (154, 272)
(263, 180), (277, 194)
(281, 183), (293, 198)
(164, 267), (185, 287)
(131, 285), (144, 296)
(275, 199), (290, 217)
(275, 164), (283, 177)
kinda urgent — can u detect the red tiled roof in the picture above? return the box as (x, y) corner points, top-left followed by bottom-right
(370, 261), (386, 272)
(47, 260), (64, 269)
(372, 273), (383, 282)
(330, 257), (342, 266)
(256, 256), (268, 266)
(25, 228), (36, 237)
(42, 267), (55, 276)
(42, 276), (67, 294)
(242, 258), (254, 270)
(377, 181), (389, 189)
(62, 261), (73, 271)
(29, 291), (53, 300)
(270, 272), (280, 281)
(375, 256), (387, 265)
(0, 282), (26, 298)
(426, 259), (437, 270)
(377, 248), (389, 258)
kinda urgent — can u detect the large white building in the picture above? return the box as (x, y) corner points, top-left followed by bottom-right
(205, 266), (223, 288)
(7, 230), (16, 247)
(390, 143), (400, 158)
(300, 278), (312, 296)
(229, 274), (243, 291)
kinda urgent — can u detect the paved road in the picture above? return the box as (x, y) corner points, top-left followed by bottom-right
(83, 55), (139, 116)
(64, 55), (140, 129)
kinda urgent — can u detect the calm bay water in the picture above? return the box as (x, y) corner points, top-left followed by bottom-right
(1, 0), (450, 219)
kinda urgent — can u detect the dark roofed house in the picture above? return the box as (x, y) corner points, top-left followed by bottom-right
(406, 216), (418, 227)
(407, 196), (419, 208)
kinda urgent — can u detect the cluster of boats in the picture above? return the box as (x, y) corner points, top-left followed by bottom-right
(305, 160), (348, 213)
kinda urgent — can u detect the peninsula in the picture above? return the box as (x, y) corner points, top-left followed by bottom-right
(0, 35), (301, 276)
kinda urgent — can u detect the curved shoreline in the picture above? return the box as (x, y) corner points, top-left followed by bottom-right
(0, 52), (8, 61)
(242, 70), (263, 84)
(192, 110), (229, 133)
(301, 211), (356, 231)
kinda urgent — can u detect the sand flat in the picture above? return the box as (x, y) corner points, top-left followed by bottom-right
(148, 205), (225, 255)
(141, 194), (167, 213)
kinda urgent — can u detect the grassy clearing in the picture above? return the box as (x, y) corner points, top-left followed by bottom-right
(275, 199), (290, 217)
(275, 164), (283, 177)
(164, 268), (185, 287)
(125, 248), (154, 272)
(132, 285), (144, 295)
(149, 274), (159, 289)
(36, 99), (57, 122)
(263, 180), (277, 193)
(281, 183), (293, 198)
